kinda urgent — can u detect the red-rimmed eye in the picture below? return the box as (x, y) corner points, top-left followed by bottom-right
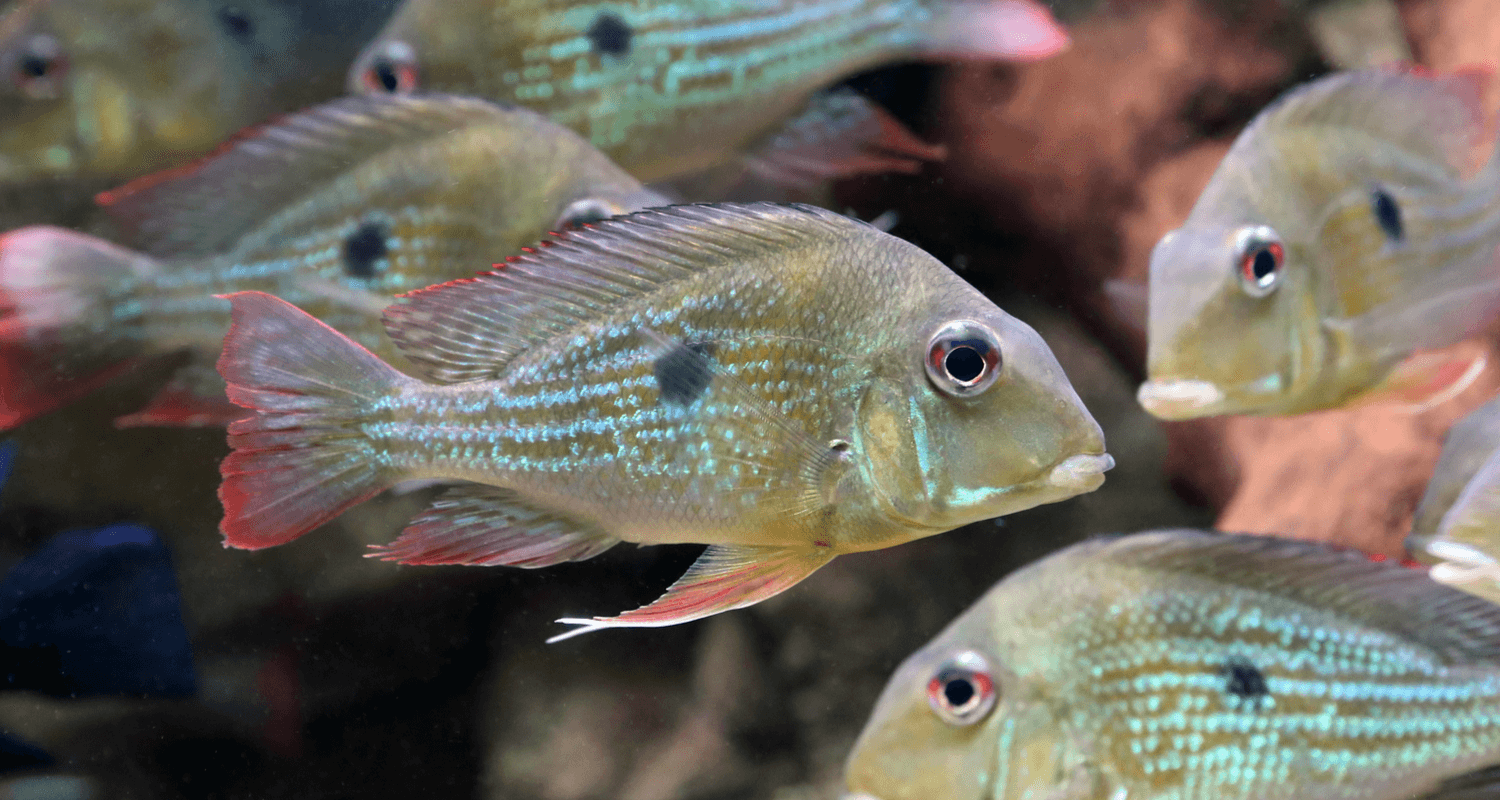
(359, 41), (419, 94)
(925, 320), (1002, 397)
(12, 33), (65, 99)
(926, 651), (998, 726)
(1234, 225), (1284, 297)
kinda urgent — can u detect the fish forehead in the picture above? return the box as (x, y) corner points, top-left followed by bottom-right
(1038, 566), (1500, 798)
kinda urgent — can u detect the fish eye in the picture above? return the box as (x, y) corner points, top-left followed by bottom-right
(925, 320), (1002, 397)
(927, 651), (997, 726)
(555, 198), (620, 230)
(1371, 187), (1403, 242)
(1233, 225), (1284, 298)
(12, 34), (65, 99)
(360, 41), (419, 94)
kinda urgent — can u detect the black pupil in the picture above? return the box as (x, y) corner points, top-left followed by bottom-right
(372, 59), (400, 92)
(19, 54), (49, 78)
(1250, 247), (1277, 281)
(1373, 189), (1403, 241)
(943, 677), (975, 708)
(944, 345), (986, 384)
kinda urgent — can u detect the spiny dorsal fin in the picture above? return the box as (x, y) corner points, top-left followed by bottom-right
(1086, 530), (1500, 665)
(1242, 66), (1489, 179)
(381, 202), (869, 385)
(96, 93), (534, 258)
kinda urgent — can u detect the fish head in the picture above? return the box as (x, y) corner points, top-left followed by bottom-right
(844, 610), (1080, 800)
(856, 292), (1110, 532)
(350, 0), (528, 98)
(1138, 220), (1322, 419)
(0, 0), (243, 183)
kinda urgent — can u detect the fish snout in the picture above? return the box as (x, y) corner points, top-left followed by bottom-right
(1136, 379), (1225, 420)
(1047, 452), (1113, 492)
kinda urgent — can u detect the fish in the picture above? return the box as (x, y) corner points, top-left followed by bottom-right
(845, 529), (1500, 800)
(212, 202), (1113, 639)
(1407, 394), (1500, 606)
(345, 0), (1069, 186)
(1138, 67), (1500, 420)
(0, 92), (666, 429)
(0, 0), (400, 185)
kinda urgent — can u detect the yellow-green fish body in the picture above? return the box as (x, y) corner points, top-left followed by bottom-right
(0, 0), (400, 184)
(0, 93), (664, 427)
(1140, 68), (1500, 420)
(847, 529), (1500, 800)
(215, 203), (1112, 637)
(347, 0), (1067, 183)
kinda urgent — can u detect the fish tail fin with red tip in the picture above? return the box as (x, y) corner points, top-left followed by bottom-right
(216, 291), (409, 550)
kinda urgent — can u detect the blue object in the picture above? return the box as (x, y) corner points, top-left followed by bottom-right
(0, 524), (196, 698)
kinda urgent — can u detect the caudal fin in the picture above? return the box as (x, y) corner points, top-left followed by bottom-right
(217, 291), (407, 550)
(0, 226), (157, 428)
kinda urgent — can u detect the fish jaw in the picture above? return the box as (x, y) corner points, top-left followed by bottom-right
(1046, 453), (1114, 493)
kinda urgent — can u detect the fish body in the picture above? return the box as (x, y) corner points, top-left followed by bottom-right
(1139, 68), (1500, 420)
(347, 0), (1067, 183)
(214, 203), (1112, 636)
(846, 529), (1500, 800)
(0, 0), (399, 184)
(0, 93), (665, 428)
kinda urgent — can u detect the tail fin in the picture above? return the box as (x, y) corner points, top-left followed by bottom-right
(216, 291), (408, 550)
(918, 0), (1069, 62)
(0, 226), (157, 428)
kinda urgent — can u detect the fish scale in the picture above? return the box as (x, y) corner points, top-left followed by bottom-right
(214, 202), (1110, 636)
(0, 92), (665, 429)
(846, 530), (1500, 800)
(352, 0), (1066, 181)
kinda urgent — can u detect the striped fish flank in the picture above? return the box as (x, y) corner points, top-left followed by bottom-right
(846, 530), (1500, 800)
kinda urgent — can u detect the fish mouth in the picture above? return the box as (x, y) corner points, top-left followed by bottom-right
(841, 794), (882, 800)
(1137, 379), (1225, 420)
(1046, 452), (1114, 492)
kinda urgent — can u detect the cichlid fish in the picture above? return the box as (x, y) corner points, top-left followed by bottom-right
(1139, 67), (1500, 420)
(0, 93), (665, 428)
(1408, 394), (1500, 606)
(346, 0), (1068, 185)
(213, 203), (1113, 638)
(846, 529), (1500, 800)
(0, 0), (400, 184)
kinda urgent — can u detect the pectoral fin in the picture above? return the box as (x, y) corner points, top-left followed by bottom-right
(1366, 341), (1488, 412)
(371, 484), (619, 567)
(546, 543), (836, 642)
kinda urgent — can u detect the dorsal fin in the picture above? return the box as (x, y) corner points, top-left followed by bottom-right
(1082, 530), (1500, 665)
(381, 203), (866, 384)
(1244, 66), (1490, 178)
(95, 93), (531, 258)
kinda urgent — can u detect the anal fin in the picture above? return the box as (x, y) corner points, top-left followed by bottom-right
(744, 90), (946, 190)
(115, 359), (247, 428)
(547, 543), (836, 642)
(371, 484), (619, 568)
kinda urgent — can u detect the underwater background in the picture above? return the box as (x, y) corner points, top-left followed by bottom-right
(2, 0), (1495, 798)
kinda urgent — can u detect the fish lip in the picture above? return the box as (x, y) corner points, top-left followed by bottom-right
(840, 794), (883, 800)
(1136, 379), (1225, 420)
(1046, 452), (1114, 491)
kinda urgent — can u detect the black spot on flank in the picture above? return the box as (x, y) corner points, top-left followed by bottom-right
(218, 6), (254, 39)
(343, 222), (389, 279)
(1221, 657), (1269, 704)
(654, 342), (713, 406)
(1373, 187), (1404, 242)
(587, 13), (632, 56)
